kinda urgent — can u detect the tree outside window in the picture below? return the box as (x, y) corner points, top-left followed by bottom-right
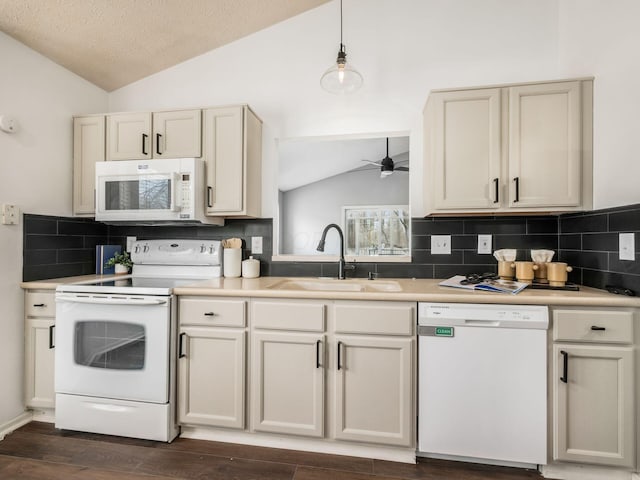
(343, 205), (409, 256)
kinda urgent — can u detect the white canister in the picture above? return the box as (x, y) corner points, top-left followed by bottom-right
(223, 248), (242, 278)
(242, 256), (260, 278)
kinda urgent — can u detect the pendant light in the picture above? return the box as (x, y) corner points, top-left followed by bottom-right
(320, 0), (363, 94)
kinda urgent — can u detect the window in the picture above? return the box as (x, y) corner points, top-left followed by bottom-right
(343, 205), (410, 256)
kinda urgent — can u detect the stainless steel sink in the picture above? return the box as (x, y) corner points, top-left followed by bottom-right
(268, 279), (402, 293)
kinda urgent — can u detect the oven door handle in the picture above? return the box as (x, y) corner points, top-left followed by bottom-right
(56, 295), (168, 306)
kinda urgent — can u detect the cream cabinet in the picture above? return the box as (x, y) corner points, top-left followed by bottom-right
(107, 109), (202, 160)
(551, 308), (635, 468)
(177, 297), (247, 429)
(250, 299), (326, 437)
(332, 302), (414, 447)
(422, 78), (593, 215)
(24, 291), (56, 409)
(203, 105), (262, 217)
(73, 115), (105, 216)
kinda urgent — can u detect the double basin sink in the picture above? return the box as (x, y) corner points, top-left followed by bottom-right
(268, 278), (402, 293)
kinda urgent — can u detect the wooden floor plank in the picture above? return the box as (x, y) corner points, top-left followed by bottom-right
(374, 458), (541, 479)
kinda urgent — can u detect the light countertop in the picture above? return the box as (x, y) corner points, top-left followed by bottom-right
(20, 275), (640, 307)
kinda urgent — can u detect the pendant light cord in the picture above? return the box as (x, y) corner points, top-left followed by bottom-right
(340, 0), (344, 51)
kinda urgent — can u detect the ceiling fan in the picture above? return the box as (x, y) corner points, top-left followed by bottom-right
(361, 138), (409, 178)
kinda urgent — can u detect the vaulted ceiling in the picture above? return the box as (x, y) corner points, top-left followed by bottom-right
(0, 0), (329, 91)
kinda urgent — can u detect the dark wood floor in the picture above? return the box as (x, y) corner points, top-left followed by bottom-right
(0, 422), (541, 479)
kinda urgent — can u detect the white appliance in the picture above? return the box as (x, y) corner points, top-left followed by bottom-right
(55, 239), (222, 442)
(418, 302), (548, 468)
(95, 158), (223, 225)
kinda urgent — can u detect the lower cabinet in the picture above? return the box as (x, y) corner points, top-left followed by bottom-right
(177, 297), (247, 429)
(551, 308), (636, 469)
(24, 291), (56, 409)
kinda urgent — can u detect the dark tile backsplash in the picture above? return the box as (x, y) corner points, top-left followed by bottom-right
(23, 204), (640, 295)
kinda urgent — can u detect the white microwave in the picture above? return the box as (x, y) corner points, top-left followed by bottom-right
(95, 158), (223, 225)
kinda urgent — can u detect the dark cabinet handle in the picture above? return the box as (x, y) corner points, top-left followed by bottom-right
(513, 177), (520, 202)
(591, 326), (606, 331)
(142, 133), (148, 155)
(49, 325), (55, 349)
(178, 333), (186, 358)
(156, 133), (162, 155)
(204, 312), (216, 316)
(560, 350), (568, 383)
(316, 340), (321, 368)
(337, 341), (342, 370)
(493, 178), (499, 203)
(207, 186), (213, 208)
(33, 303), (45, 307)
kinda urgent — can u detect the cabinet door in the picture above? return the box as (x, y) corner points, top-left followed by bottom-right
(107, 112), (151, 160)
(152, 110), (201, 158)
(509, 81), (582, 207)
(432, 88), (502, 209)
(25, 318), (55, 409)
(334, 335), (413, 446)
(203, 106), (244, 214)
(178, 327), (245, 429)
(73, 116), (104, 215)
(251, 331), (324, 437)
(553, 344), (635, 468)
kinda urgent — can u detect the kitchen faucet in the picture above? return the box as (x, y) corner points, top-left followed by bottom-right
(316, 223), (352, 279)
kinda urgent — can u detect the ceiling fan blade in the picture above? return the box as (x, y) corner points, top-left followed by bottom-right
(361, 159), (381, 166)
(395, 166), (409, 172)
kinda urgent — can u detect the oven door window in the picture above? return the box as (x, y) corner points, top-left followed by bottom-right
(105, 178), (171, 210)
(74, 321), (145, 370)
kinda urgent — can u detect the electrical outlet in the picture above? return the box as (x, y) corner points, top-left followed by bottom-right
(1, 204), (19, 225)
(251, 236), (263, 255)
(431, 235), (451, 255)
(126, 236), (137, 252)
(478, 235), (492, 254)
(619, 233), (635, 261)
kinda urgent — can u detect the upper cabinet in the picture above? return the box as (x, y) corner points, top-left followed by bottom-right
(73, 115), (105, 216)
(422, 78), (593, 215)
(203, 105), (262, 217)
(106, 109), (202, 160)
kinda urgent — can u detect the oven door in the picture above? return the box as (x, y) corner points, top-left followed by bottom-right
(55, 293), (172, 404)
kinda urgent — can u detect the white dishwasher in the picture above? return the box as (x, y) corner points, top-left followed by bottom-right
(418, 302), (548, 468)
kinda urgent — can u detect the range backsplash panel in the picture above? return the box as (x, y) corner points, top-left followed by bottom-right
(23, 204), (640, 295)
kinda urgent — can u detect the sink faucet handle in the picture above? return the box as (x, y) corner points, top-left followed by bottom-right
(368, 271), (378, 280)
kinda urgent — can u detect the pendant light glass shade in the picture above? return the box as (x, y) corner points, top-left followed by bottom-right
(320, 1), (363, 94)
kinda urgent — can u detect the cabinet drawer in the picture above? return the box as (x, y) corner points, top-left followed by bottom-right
(179, 297), (246, 327)
(335, 301), (414, 335)
(25, 292), (56, 317)
(251, 300), (325, 332)
(553, 309), (634, 344)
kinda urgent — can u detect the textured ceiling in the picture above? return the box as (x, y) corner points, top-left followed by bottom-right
(0, 0), (329, 91)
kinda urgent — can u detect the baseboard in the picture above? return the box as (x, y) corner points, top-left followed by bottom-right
(180, 426), (416, 464)
(30, 408), (55, 424)
(0, 411), (32, 441)
(541, 463), (635, 480)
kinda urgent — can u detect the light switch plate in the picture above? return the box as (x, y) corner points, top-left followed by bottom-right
(478, 234), (492, 254)
(1, 204), (19, 225)
(619, 233), (635, 261)
(251, 236), (263, 255)
(431, 235), (451, 255)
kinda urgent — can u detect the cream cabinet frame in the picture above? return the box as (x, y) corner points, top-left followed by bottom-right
(73, 115), (105, 216)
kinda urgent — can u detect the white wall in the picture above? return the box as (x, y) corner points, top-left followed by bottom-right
(109, 0), (561, 218)
(0, 32), (108, 425)
(558, 0), (640, 209)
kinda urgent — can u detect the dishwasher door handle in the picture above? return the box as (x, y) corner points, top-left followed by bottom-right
(464, 320), (501, 327)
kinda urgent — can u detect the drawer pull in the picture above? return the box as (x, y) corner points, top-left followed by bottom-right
(33, 303), (46, 307)
(204, 312), (216, 316)
(560, 350), (568, 383)
(590, 326), (606, 331)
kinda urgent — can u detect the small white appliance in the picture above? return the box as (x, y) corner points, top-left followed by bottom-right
(418, 302), (548, 468)
(95, 158), (223, 225)
(55, 239), (222, 442)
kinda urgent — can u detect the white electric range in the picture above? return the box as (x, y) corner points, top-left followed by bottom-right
(55, 239), (222, 442)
